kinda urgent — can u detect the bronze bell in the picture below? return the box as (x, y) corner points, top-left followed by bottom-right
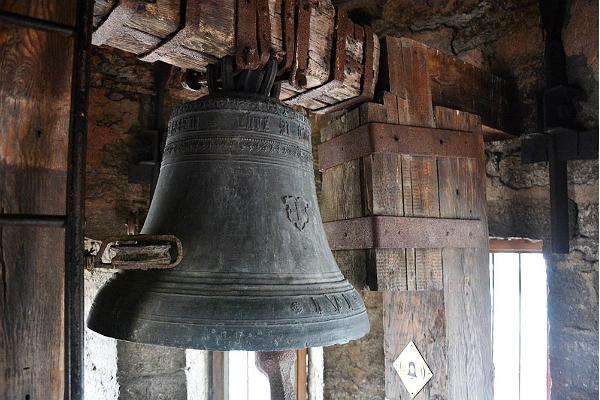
(87, 92), (369, 351)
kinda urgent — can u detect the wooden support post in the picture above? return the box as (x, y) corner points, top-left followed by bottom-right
(318, 37), (493, 398)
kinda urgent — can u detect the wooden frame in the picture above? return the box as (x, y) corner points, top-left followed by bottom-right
(296, 348), (307, 399)
(489, 238), (543, 253)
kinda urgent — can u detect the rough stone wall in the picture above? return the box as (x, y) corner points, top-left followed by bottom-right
(85, 46), (201, 400)
(323, 291), (385, 400)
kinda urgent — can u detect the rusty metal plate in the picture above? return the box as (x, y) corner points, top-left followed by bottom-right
(236, 0), (271, 70)
(318, 123), (482, 171)
(323, 216), (486, 250)
(315, 25), (376, 114)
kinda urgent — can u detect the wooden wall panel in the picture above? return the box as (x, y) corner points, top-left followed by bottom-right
(0, 9), (73, 398)
(319, 105), (492, 398)
(383, 291), (447, 400)
(0, 0), (77, 26)
(436, 108), (493, 400)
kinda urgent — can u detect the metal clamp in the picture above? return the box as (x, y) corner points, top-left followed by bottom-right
(236, 0), (272, 70)
(93, 234), (183, 270)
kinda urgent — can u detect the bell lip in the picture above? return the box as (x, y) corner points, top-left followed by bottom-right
(87, 308), (370, 351)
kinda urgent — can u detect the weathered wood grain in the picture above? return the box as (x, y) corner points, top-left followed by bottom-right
(285, 12), (376, 111)
(0, 10), (73, 397)
(435, 107), (492, 400)
(318, 107), (366, 289)
(383, 291), (447, 399)
(140, 0), (236, 70)
(333, 250), (367, 290)
(361, 153), (403, 217)
(320, 159), (362, 222)
(442, 247), (493, 399)
(379, 36), (514, 135)
(367, 248), (407, 291)
(380, 37), (435, 128)
(93, 0), (180, 55)
(93, 0), (116, 27)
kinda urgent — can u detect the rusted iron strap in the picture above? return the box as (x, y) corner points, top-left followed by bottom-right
(236, 0), (271, 70)
(289, 0), (312, 87)
(278, 0), (296, 76)
(324, 216), (486, 250)
(315, 24), (376, 114)
(318, 123), (481, 171)
(94, 234), (183, 270)
(286, 9), (351, 104)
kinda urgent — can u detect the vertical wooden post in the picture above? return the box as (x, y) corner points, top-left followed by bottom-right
(318, 35), (493, 399)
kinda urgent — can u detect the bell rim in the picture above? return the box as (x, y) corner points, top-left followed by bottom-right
(87, 300), (370, 351)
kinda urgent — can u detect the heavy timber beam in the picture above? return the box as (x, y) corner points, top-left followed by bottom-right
(377, 37), (516, 140)
(91, 1), (517, 138)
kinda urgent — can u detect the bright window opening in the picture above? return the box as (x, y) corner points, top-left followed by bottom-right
(228, 351), (271, 400)
(490, 247), (548, 400)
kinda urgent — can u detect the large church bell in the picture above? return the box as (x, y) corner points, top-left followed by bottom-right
(87, 58), (369, 351)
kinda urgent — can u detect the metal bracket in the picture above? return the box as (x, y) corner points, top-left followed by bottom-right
(236, 0), (272, 70)
(93, 234), (183, 270)
(315, 24), (376, 114)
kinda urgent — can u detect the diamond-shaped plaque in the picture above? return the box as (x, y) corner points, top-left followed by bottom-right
(392, 341), (433, 398)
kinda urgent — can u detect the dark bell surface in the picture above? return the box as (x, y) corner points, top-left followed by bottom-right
(87, 93), (369, 351)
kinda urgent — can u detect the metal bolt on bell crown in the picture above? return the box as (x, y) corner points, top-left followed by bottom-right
(87, 92), (370, 351)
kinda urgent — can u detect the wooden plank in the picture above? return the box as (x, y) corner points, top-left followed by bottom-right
(0, 0), (76, 25)
(140, 0), (236, 70)
(367, 248), (407, 291)
(359, 102), (387, 124)
(320, 159), (362, 222)
(93, 0), (116, 27)
(434, 107), (492, 398)
(379, 37), (435, 128)
(324, 216), (487, 250)
(319, 108), (360, 143)
(318, 123), (482, 171)
(489, 238), (543, 253)
(434, 106), (481, 132)
(382, 91), (399, 124)
(378, 39), (513, 135)
(92, 0), (180, 55)
(427, 46), (513, 135)
(406, 248), (417, 290)
(415, 248), (443, 291)
(296, 348), (307, 400)
(442, 247), (493, 399)
(383, 291), (447, 399)
(408, 156), (439, 218)
(0, 15), (73, 398)
(361, 153), (403, 217)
